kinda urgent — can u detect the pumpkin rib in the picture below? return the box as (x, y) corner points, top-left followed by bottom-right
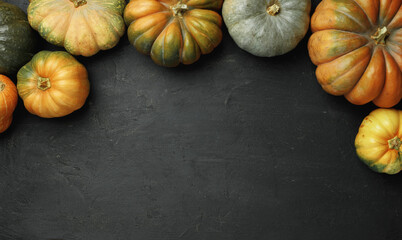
(38, 12), (71, 46)
(369, 112), (398, 138)
(178, 19), (187, 63)
(345, 47), (386, 105)
(95, 8), (126, 38)
(385, 43), (402, 70)
(387, 7), (402, 30)
(333, 9), (369, 32)
(1, 88), (8, 117)
(185, 9), (222, 27)
(130, 11), (171, 39)
(373, 50), (402, 107)
(227, 11), (270, 34)
(81, 12), (101, 52)
(85, 11), (119, 50)
(131, 10), (171, 22)
(319, 45), (372, 86)
(311, 0), (371, 32)
(379, 0), (401, 26)
(133, 21), (169, 54)
(350, 0), (375, 27)
(308, 30), (369, 65)
(182, 17), (215, 54)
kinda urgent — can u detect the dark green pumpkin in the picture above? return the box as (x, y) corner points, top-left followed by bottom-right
(0, 1), (38, 75)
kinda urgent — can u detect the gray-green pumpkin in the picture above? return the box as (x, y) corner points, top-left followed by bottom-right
(0, 1), (38, 75)
(222, 0), (311, 57)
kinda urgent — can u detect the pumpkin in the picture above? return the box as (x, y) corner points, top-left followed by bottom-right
(222, 0), (311, 57)
(124, 0), (223, 67)
(0, 1), (38, 75)
(355, 109), (402, 174)
(28, 0), (126, 57)
(17, 51), (90, 118)
(308, 0), (402, 108)
(0, 75), (18, 133)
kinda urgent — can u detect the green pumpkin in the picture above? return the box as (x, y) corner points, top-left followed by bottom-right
(0, 1), (38, 75)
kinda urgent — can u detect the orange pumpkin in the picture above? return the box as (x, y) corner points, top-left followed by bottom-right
(308, 0), (402, 108)
(124, 0), (223, 67)
(17, 51), (90, 118)
(0, 75), (18, 133)
(28, 0), (126, 57)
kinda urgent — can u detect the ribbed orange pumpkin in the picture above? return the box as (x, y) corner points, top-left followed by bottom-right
(308, 0), (402, 108)
(28, 0), (126, 57)
(124, 0), (223, 67)
(17, 51), (90, 118)
(0, 75), (18, 133)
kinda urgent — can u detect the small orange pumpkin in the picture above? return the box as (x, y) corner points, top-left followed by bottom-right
(17, 51), (90, 118)
(308, 0), (402, 108)
(124, 0), (223, 67)
(0, 75), (18, 133)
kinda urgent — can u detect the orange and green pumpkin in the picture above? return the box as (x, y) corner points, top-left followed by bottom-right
(308, 0), (402, 108)
(28, 0), (126, 57)
(17, 51), (90, 118)
(0, 75), (18, 133)
(355, 108), (402, 174)
(124, 0), (223, 67)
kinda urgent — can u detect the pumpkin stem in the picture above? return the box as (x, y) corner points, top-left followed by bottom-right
(37, 77), (51, 91)
(171, 0), (188, 17)
(388, 136), (402, 151)
(70, 0), (87, 8)
(267, 3), (280, 16)
(0, 82), (4, 92)
(371, 26), (389, 45)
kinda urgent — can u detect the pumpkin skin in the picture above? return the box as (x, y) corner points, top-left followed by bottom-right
(222, 0), (311, 57)
(17, 51), (90, 118)
(124, 0), (223, 67)
(355, 109), (402, 174)
(0, 75), (17, 133)
(0, 1), (38, 75)
(308, 0), (402, 108)
(28, 0), (126, 57)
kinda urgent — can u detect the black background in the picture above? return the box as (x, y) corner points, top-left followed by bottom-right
(1, 0), (402, 239)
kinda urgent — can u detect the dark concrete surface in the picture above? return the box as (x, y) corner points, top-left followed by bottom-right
(1, 1), (401, 240)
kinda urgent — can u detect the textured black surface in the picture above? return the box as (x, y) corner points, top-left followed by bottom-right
(1, 1), (402, 240)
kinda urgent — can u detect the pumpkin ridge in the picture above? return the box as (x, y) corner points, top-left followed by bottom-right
(345, 47), (386, 104)
(177, 18), (186, 63)
(47, 88), (71, 111)
(133, 20), (168, 49)
(373, 49), (402, 107)
(380, 1), (401, 26)
(383, 43), (402, 70)
(89, 10), (121, 49)
(81, 11), (101, 52)
(129, 11), (172, 47)
(333, 9), (369, 32)
(185, 15), (217, 42)
(59, 8), (75, 48)
(29, 1), (64, 29)
(350, 0), (375, 27)
(185, 9), (221, 26)
(49, 63), (81, 81)
(95, 7), (126, 37)
(1, 87), (8, 117)
(311, 32), (369, 65)
(369, 113), (397, 138)
(184, 18), (215, 51)
(39, 12), (71, 46)
(321, 45), (371, 86)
